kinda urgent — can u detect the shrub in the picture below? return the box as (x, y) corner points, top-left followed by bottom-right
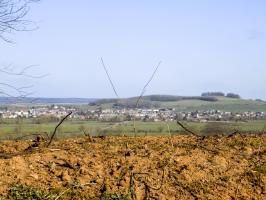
(226, 93), (240, 99)
(201, 92), (225, 97)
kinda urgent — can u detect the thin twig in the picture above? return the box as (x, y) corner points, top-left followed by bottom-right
(100, 58), (119, 98)
(46, 112), (72, 147)
(0, 65), (48, 78)
(100, 58), (128, 136)
(133, 61), (161, 133)
(0, 82), (34, 98)
(166, 122), (173, 147)
(0, 64), (47, 99)
(176, 120), (199, 136)
(135, 61), (161, 108)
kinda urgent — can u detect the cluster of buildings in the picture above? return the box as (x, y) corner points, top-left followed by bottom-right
(175, 110), (266, 122)
(87, 108), (266, 122)
(0, 105), (75, 119)
(0, 105), (265, 122)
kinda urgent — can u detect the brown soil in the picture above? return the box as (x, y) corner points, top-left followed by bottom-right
(0, 134), (265, 199)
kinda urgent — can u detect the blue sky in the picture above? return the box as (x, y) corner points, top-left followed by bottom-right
(1, 0), (266, 99)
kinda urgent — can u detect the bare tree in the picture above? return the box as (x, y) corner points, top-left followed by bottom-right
(0, 0), (43, 100)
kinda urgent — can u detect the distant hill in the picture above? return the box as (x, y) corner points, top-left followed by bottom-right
(89, 95), (266, 112)
(1, 95), (266, 112)
(90, 95), (218, 109)
(159, 97), (266, 112)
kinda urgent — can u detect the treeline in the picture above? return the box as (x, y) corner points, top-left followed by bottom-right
(89, 92), (241, 109)
(113, 100), (161, 109)
(201, 92), (240, 99)
(147, 95), (218, 102)
(89, 98), (118, 105)
(90, 95), (218, 108)
(89, 98), (161, 109)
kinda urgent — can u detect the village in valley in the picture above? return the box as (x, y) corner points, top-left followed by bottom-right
(1, 1), (266, 199)
(1, 105), (265, 122)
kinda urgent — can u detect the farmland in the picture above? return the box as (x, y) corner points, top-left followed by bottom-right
(0, 96), (266, 199)
(0, 109), (264, 198)
(1, 0), (266, 199)
(0, 134), (265, 199)
(0, 111), (265, 199)
(0, 118), (265, 140)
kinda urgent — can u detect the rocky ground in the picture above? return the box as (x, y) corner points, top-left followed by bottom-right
(0, 134), (265, 199)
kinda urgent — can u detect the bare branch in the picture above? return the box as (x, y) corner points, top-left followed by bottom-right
(135, 61), (161, 108)
(0, 64), (48, 99)
(0, 0), (40, 42)
(100, 58), (119, 98)
(0, 82), (34, 99)
(133, 61), (161, 133)
(47, 112), (72, 147)
(0, 64), (49, 78)
(176, 120), (199, 136)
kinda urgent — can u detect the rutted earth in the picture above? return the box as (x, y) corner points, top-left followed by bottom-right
(0, 134), (265, 199)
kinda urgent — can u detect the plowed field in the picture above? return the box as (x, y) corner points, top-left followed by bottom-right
(0, 134), (265, 199)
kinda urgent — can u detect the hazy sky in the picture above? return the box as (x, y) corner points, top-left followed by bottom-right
(1, 0), (266, 99)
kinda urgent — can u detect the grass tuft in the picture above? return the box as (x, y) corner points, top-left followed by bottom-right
(8, 184), (46, 200)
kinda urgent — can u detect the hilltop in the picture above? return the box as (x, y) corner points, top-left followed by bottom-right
(89, 95), (266, 112)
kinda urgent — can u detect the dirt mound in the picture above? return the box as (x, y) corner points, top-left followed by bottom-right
(0, 134), (265, 199)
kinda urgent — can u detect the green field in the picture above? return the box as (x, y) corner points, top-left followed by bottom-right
(0, 118), (265, 139)
(160, 97), (266, 112)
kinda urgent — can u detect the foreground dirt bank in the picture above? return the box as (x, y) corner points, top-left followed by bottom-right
(0, 134), (265, 199)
